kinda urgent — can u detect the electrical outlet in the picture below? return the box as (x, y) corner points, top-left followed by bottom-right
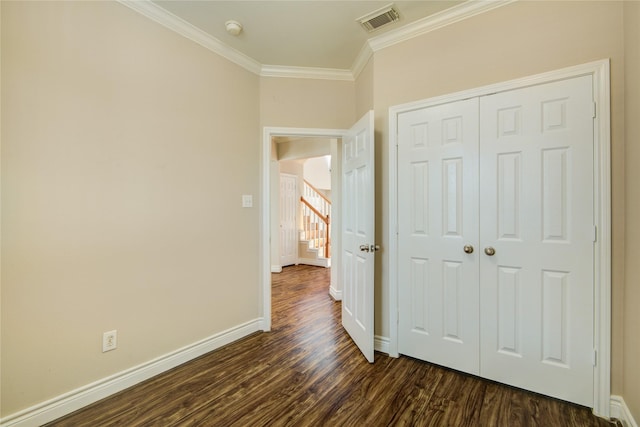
(102, 330), (117, 353)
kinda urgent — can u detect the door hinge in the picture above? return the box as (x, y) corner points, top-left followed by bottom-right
(592, 102), (597, 118)
(593, 225), (597, 242)
(593, 349), (598, 367)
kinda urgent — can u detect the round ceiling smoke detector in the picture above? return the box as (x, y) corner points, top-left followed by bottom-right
(225, 20), (243, 36)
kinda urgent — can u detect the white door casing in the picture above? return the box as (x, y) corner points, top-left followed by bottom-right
(342, 111), (376, 363)
(279, 174), (298, 267)
(391, 69), (610, 408)
(479, 75), (595, 406)
(397, 98), (480, 375)
(262, 127), (349, 332)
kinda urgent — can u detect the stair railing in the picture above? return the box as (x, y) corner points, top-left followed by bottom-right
(303, 180), (331, 220)
(301, 180), (331, 258)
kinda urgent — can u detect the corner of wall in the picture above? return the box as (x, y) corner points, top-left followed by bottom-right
(611, 395), (639, 427)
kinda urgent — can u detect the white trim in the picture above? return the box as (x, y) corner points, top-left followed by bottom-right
(351, 43), (374, 80)
(368, 0), (516, 52)
(117, 0), (352, 80)
(117, 0), (262, 75)
(611, 395), (638, 427)
(375, 335), (390, 355)
(297, 258), (331, 268)
(329, 286), (343, 301)
(0, 319), (263, 427)
(118, 0), (515, 81)
(593, 61), (612, 419)
(388, 59), (611, 415)
(388, 101), (400, 359)
(260, 65), (353, 81)
(271, 265), (283, 273)
(262, 127), (349, 333)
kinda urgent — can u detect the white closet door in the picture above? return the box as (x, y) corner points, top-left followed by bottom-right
(397, 98), (480, 375)
(279, 174), (298, 267)
(479, 75), (595, 406)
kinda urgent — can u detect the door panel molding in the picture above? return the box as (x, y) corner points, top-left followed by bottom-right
(389, 59), (611, 417)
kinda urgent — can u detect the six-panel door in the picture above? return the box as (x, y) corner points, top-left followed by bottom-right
(397, 98), (480, 375)
(397, 75), (595, 406)
(342, 111), (376, 363)
(479, 75), (595, 406)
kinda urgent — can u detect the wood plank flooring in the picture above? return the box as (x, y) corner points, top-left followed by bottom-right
(47, 265), (619, 426)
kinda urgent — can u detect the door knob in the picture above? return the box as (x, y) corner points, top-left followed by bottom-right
(463, 245), (474, 254)
(484, 246), (496, 256)
(359, 245), (370, 252)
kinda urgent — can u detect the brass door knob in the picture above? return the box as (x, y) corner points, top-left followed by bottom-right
(484, 246), (496, 256)
(463, 245), (474, 254)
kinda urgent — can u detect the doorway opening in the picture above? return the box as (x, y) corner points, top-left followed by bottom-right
(261, 111), (376, 363)
(278, 154), (333, 270)
(261, 127), (348, 333)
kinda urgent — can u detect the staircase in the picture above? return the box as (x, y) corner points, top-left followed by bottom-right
(299, 180), (331, 267)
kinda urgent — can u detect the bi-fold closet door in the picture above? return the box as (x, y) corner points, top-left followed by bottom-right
(397, 75), (595, 406)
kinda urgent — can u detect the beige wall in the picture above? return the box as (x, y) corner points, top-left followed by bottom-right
(260, 76), (355, 129)
(277, 138), (331, 161)
(372, 0), (626, 396)
(624, 0), (640, 418)
(355, 57), (374, 118)
(1, 1), (260, 415)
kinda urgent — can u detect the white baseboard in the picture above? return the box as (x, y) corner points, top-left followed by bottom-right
(611, 395), (638, 427)
(0, 319), (264, 427)
(7, 326), (628, 427)
(375, 335), (390, 355)
(329, 285), (342, 301)
(297, 257), (330, 268)
(271, 265), (283, 273)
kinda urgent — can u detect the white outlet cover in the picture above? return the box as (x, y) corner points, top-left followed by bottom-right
(102, 330), (117, 352)
(242, 194), (253, 208)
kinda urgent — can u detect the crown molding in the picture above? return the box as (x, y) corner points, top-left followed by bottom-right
(368, 0), (517, 52)
(260, 65), (354, 81)
(118, 0), (515, 81)
(351, 43), (374, 80)
(117, 0), (262, 75)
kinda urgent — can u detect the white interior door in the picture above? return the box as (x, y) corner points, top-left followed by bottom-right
(479, 75), (595, 406)
(397, 99), (480, 375)
(342, 110), (375, 363)
(279, 174), (298, 267)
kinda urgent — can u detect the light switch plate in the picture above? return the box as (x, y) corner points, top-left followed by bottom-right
(242, 195), (253, 208)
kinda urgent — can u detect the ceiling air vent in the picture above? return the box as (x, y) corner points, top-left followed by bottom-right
(358, 4), (400, 32)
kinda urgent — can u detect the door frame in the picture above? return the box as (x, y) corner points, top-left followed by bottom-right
(388, 60), (611, 417)
(261, 127), (348, 332)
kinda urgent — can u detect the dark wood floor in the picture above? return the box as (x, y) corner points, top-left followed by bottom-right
(48, 265), (618, 426)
